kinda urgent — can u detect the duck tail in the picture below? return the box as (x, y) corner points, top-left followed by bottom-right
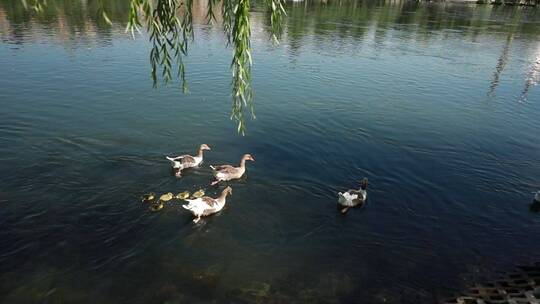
(360, 178), (368, 190)
(166, 156), (175, 162)
(182, 202), (194, 210)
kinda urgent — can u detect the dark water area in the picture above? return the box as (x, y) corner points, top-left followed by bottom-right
(1, 0), (540, 303)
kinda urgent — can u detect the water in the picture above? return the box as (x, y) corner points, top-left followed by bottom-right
(1, 0), (540, 303)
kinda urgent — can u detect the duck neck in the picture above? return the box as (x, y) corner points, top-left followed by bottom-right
(240, 158), (246, 169)
(197, 149), (204, 158)
(219, 190), (229, 200)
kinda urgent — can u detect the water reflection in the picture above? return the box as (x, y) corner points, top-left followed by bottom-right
(0, 0), (131, 45)
(520, 41), (540, 101)
(2, 0), (540, 100)
(278, 0), (540, 52)
(2, 0), (540, 47)
(488, 32), (513, 97)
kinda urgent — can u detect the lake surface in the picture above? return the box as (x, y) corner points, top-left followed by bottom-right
(1, 0), (540, 303)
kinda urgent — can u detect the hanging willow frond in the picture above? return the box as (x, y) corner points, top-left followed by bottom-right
(266, 0), (286, 42)
(229, 0), (284, 134)
(127, 0), (189, 92)
(20, 0), (287, 134)
(222, 0), (235, 45)
(230, 0), (252, 134)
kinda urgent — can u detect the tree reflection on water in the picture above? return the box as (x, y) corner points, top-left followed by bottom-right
(1, 0), (539, 129)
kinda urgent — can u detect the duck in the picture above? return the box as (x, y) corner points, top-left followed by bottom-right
(149, 201), (164, 212)
(210, 154), (255, 185)
(338, 178), (368, 214)
(182, 186), (233, 223)
(166, 144), (211, 177)
(159, 192), (174, 202)
(192, 189), (205, 198)
(140, 192), (156, 203)
(176, 191), (190, 200)
(534, 191), (540, 203)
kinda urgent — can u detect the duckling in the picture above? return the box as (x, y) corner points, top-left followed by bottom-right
(192, 189), (205, 198)
(141, 192), (156, 203)
(166, 144), (211, 177)
(210, 154), (255, 185)
(149, 201), (164, 212)
(182, 187), (233, 223)
(338, 178), (368, 214)
(176, 191), (190, 200)
(159, 192), (174, 202)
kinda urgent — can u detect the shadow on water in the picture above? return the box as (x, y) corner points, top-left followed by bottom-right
(530, 200), (540, 213)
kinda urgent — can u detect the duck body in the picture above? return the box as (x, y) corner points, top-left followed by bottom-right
(166, 154), (203, 170)
(338, 178), (368, 213)
(166, 144), (210, 177)
(210, 154), (254, 185)
(182, 187), (232, 223)
(338, 190), (367, 207)
(535, 191), (540, 203)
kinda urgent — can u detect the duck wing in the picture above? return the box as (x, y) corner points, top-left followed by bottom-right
(177, 155), (196, 165)
(338, 191), (359, 206)
(212, 165), (237, 173)
(201, 196), (219, 208)
(167, 154), (193, 162)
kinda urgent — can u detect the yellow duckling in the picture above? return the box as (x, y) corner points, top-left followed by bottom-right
(192, 189), (205, 198)
(176, 191), (190, 200)
(159, 192), (174, 202)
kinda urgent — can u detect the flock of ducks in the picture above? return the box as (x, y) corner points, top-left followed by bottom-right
(142, 144), (540, 223)
(160, 144), (255, 223)
(143, 143), (369, 223)
(146, 144), (540, 222)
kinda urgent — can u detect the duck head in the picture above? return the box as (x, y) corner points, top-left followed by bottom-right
(223, 186), (233, 196)
(242, 154), (255, 162)
(200, 144), (211, 151)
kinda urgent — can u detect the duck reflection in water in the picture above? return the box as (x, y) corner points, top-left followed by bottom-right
(530, 191), (540, 213)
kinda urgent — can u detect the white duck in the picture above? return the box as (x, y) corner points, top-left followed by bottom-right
(166, 144), (211, 177)
(182, 186), (232, 223)
(210, 154), (255, 185)
(338, 178), (368, 214)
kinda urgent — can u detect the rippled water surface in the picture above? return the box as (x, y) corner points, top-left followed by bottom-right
(1, 0), (540, 303)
